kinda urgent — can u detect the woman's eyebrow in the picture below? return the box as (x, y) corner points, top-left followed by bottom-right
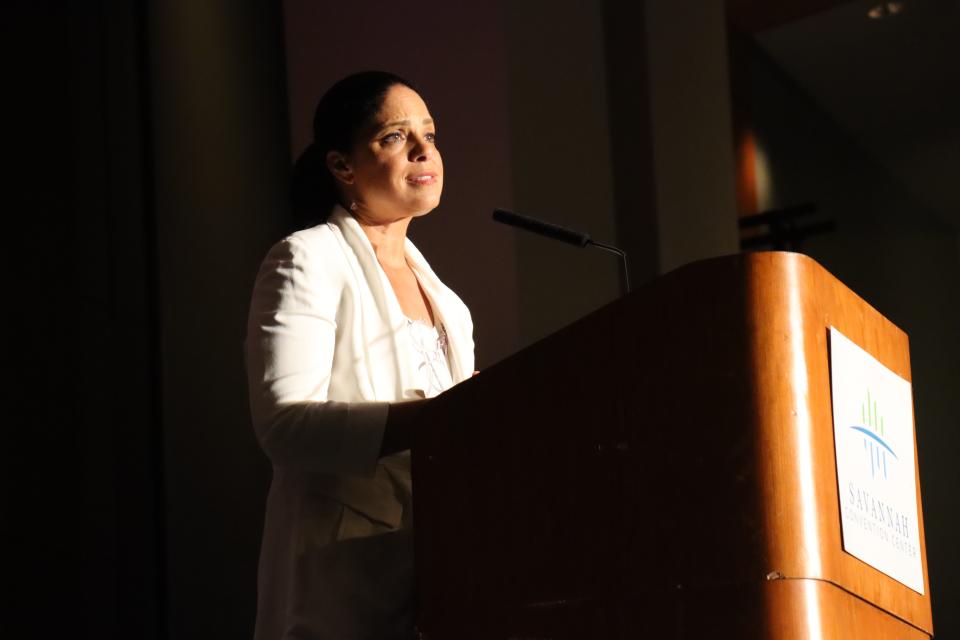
(380, 118), (434, 129)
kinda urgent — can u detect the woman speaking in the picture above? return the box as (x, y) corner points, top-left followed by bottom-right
(245, 71), (475, 639)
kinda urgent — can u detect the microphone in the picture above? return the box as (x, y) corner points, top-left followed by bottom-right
(492, 208), (631, 295)
(492, 208), (591, 248)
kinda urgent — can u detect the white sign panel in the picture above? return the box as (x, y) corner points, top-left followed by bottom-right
(830, 327), (924, 593)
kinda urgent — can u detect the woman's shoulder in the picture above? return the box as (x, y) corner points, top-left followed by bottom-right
(265, 221), (347, 267)
(285, 220), (342, 251)
(250, 222), (355, 296)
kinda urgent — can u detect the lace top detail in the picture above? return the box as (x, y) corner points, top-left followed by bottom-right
(404, 318), (453, 398)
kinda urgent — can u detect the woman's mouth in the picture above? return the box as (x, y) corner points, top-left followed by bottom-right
(406, 173), (437, 186)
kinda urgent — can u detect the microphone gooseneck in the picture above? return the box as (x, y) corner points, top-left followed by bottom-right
(492, 208), (631, 295)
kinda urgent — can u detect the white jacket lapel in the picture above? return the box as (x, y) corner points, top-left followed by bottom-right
(330, 206), (475, 392)
(329, 207), (421, 401)
(404, 240), (475, 384)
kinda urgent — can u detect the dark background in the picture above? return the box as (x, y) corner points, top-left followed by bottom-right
(6, 1), (957, 637)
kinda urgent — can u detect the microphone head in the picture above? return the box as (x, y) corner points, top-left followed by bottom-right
(492, 208), (591, 248)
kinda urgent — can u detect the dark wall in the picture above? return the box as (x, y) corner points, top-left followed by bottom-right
(147, 2), (290, 638)
(11, 3), (290, 637)
(8, 1), (164, 637)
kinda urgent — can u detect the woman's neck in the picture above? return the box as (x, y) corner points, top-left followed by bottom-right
(354, 213), (412, 269)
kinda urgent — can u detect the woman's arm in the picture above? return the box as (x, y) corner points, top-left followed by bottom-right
(246, 234), (391, 476)
(379, 399), (428, 457)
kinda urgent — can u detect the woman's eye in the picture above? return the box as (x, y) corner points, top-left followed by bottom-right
(381, 132), (404, 144)
(425, 132), (437, 144)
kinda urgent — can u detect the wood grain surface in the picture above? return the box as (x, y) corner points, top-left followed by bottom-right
(413, 251), (932, 638)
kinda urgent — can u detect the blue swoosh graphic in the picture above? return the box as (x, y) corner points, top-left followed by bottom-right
(850, 426), (898, 459)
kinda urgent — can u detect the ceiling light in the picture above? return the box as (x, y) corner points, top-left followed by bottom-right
(868, 2), (904, 19)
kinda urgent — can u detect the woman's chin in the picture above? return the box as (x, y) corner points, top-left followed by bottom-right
(357, 191), (442, 221)
(407, 195), (442, 217)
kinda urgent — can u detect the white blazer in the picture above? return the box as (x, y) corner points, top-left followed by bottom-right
(245, 206), (474, 639)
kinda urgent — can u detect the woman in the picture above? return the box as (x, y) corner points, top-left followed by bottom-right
(245, 71), (475, 639)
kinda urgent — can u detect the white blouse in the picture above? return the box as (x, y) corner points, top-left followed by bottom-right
(403, 318), (454, 399)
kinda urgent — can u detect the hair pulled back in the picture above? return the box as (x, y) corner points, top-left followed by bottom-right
(290, 70), (417, 230)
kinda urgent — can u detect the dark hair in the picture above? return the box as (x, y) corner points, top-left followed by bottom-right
(290, 71), (418, 230)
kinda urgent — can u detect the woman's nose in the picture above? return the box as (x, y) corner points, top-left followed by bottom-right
(409, 135), (434, 161)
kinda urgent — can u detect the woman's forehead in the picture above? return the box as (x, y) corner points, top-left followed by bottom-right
(374, 85), (433, 125)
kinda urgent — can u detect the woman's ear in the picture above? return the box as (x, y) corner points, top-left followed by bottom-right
(326, 150), (354, 185)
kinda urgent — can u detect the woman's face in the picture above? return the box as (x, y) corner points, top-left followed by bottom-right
(333, 84), (443, 222)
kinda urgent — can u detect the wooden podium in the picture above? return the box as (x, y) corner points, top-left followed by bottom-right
(412, 252), (932, 639)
